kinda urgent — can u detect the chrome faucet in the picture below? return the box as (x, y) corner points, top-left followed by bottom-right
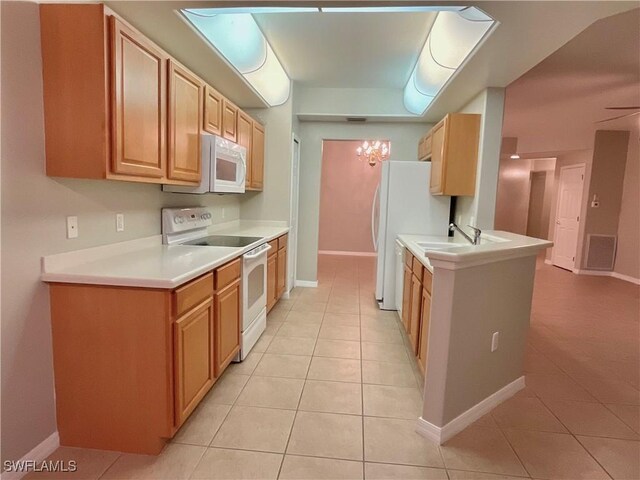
(449, 223), (482, 245)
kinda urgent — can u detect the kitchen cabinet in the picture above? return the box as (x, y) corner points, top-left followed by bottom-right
(418, 113), (481, 196)
(40, 4), (269, 192)
(237, 111), (253, 189)
(111, 17), (167, 179)
(251, 122), (265, 191)
(277, 239), (288, 298)
(47, 257), (244, 454)
(222, 99), (238, 142)
(267, 235), (287, 312)
(167, 60), (203, 183)
(417, 278), (432, 376)
(408, 269), (423, 354)
(174, 298), (215, 427)
(204, 85), (223, 136)
(214, 259), (241, 374)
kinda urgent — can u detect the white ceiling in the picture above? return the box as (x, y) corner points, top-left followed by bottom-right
(502, 7), (640, 155)
(252, 12), (436, 88)
(107, 1), (639, 119)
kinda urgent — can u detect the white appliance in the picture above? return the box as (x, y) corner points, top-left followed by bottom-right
(161, 207), (268, 361)
(373, 161), (450, 310)
(395, 240), (405, 315)
(163, 134), (246, 194)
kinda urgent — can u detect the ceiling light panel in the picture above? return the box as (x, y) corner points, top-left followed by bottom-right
(404, 7), (496, 115)
(182, 9), (291, 106)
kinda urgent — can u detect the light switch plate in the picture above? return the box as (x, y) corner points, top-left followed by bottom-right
(66, 216), (78, 239)
(116, 213), (125, 232)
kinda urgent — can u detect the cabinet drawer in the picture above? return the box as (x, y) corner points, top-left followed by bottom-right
(215, 258), (241, 291)
(268, 239), (278, 253)
(278, 234), (288, 250)
(422, 269), (433, 295)
(174, 273), (213, 317)
(412, 257), (424, 278)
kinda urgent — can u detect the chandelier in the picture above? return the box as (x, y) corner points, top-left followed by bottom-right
(356, 140), (390, 166)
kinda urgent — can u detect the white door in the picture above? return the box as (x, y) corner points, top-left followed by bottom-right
(288, 137), (300, 290)
(552, 165), (585, 271)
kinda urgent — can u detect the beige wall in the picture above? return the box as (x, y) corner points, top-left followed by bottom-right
(455, 88), (506, 229)
(615, 130), (640, 279)
(318, 141), (382, 254)
(297, 122), (430, 282)
(242, 98), (294, 222)
(1, 2), (240, 463)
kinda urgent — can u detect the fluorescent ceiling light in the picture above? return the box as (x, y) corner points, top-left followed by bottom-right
(182, 9), (291, 106)
(321, 6), (465, 13)
(188, 7), (319, 14)
(404, 7), (496, 116)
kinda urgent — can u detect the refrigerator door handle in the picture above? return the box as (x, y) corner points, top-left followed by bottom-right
(371, 183), (380, 251)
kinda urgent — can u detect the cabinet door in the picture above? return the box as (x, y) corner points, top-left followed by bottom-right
(167, 61), (203, 183)
(409, 274), (422, 355)
(251, 122), (265, 190)
(429, 122), (446, 194)
(110, 17), (166, 179)
(237, 111), (253, 189)
(214, 279), (241, 375)
(222, 99), (238, 142)
(402, 264), (412, 334)
(204, 85), (223, 136)
(276, 246), (287, 298)
(267, 253), (277, 312)
(417, 288), (431, 375)
(174, 298), (215, 427)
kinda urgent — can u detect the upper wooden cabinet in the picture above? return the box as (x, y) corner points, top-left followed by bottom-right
(222, 99), (238, 142)
(111, 17), (167, 179)
(168, 60), (203, 183)
(418, 113), (481, 196)
(203, 85), (223, 136)
(237, 111), (253, 189)
(251, 122), (265, 191)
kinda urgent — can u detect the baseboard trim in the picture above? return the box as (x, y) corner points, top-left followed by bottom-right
(1, 432), (60, 480)
(416, 376), (525, 445)
(295, 280), (318, 288)
(318, 250), (377, 257)
(574, 269), (640, 285)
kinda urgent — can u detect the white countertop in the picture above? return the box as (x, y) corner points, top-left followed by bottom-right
(41, 221), (289, 289)
(398, 230), (552, 271)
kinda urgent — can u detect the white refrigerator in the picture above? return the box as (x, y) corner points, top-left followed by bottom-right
(373, 161), (450, 310)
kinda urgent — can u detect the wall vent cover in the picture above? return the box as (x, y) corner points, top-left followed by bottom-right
(346, 117), (366, 122)
(585, 234), (617, 270)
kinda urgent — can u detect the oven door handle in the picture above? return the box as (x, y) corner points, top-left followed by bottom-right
(244, 243), (271, 259)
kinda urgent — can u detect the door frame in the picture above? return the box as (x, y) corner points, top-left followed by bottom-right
(288, 133), (301, 291)
(551, 163), (585, 270)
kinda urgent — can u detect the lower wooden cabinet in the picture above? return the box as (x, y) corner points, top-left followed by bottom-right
(267, 234), (288, 313)
(408, 272), (423, 354)
(174, 298), (215, 426)
(417, 287), (431, 375)
(214, 278), (241, 375)
(402, 262), (412, 333)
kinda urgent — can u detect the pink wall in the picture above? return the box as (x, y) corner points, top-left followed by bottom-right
(318, 140), (382, 253)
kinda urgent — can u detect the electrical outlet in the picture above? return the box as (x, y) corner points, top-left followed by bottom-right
(491, 332), (500, 352)
(116, 213), (125, 232)
(66, 216), (78, 239)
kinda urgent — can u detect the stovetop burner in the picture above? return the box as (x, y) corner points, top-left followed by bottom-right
(183, 235), (262, 248)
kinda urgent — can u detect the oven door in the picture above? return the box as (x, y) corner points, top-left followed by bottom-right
(210, 137), (246, 193)
(242, 243), (270, 329)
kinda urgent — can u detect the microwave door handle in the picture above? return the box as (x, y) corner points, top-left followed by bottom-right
(239, 156), (247, 185)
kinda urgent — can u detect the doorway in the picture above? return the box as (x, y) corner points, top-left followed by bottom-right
(318, 140), (382, 256)
(526, 171), (548, 239)
(552, 164), (585, 271)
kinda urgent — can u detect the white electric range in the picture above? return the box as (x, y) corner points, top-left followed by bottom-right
(162, 207), (271, 361)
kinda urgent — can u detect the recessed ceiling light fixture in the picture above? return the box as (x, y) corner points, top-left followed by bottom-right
(182, 9), (291, 106)
(403, 7), (497, 115)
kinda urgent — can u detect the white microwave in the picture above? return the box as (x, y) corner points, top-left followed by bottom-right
(163, 134), (246, 194)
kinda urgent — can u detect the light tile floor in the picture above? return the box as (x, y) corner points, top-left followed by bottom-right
(26, 255), (639, 479)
